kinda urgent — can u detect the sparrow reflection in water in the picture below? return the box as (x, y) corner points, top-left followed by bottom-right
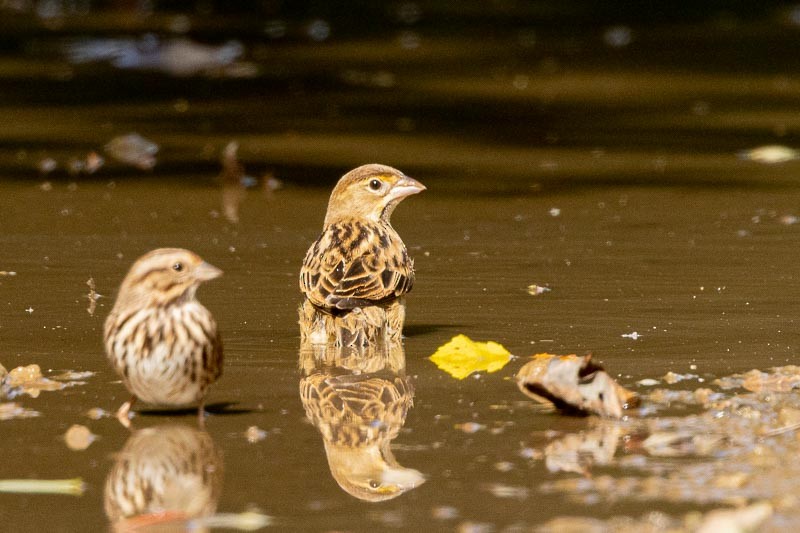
(299, 164), (425, 348)
(104, 424), (223, 530)
(299, 340), (425, 501)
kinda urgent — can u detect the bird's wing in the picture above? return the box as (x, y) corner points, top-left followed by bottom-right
(300, 224), (414, 310)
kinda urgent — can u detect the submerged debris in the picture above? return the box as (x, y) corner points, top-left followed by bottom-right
(516, 354), (638, 418)
(429, 335), (512, 380)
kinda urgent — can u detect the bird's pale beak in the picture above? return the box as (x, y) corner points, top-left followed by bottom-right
(380, 467), (426, 491)
(195, 261), (223, 281)
(387, 176), (426, 202)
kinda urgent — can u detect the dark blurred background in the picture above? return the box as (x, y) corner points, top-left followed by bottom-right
(2, 1), (800, 189)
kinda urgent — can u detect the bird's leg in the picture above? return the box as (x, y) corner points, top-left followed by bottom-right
(115, 396), (137, 429)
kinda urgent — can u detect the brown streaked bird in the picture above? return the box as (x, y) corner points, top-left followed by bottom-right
(299, 164), (425, 347)
(104, 248), (223, 427)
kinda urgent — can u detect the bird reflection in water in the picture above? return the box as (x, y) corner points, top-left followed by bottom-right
(299, 339), (425, 501)
(104, 424), (223, 530)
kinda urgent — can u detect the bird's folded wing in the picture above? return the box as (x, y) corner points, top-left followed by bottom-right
(301, 247), (414, 310)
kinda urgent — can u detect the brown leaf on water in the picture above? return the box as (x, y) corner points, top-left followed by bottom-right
(516, 354), (638, 418)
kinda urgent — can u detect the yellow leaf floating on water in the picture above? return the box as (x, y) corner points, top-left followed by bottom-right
(429, 334), (512, 380)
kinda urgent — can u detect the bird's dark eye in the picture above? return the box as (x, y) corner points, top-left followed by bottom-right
(369, 480), (380, 489)
(368, 179), (382, 191)
(172, 262), (183, 272)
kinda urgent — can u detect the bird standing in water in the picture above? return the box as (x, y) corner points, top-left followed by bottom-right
(104, 248), (223, 427)
(299, 164), (425, 347)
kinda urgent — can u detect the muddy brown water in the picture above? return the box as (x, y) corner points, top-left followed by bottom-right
(2, 178), (800, 531)
(4, 4), (800, 531)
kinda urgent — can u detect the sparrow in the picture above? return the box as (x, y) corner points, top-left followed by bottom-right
(104, 248), (223, 427)
(299, 164), (425, 347)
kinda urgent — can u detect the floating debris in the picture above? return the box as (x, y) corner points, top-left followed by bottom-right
(431, 505), (459, 520)
(2, 364), (88, 399)
(739, 144), (800, 164)
(636, 378), (659, 387)
(85, 278), (98, 312)
(85, 277), (100, 316)
(526, 284), (551, 296)
(193, 512), (272, 531)
(64, 35), (247, 77)
(0, 402), (39, 420)
(86, 407), (110, 420)
(244, 425), (268, 443)
(695, 502), (772, 533)
(662, 371), (698, 384)
(641, 431), (723, 457)
(51, 370), (94, 381)
(104, 133), (158, 170)
(621, 331), (640, 340)
(0, 478), (84, 496)
(516, 354), (638, 418)
(0, 271), (17, 277)
(84, 151), (104, 174)
(262, 172), (283, 198)
(482, 483), (529, 500)
(716, 366), (800, 393)
(549, 207), (561, 217)
(219, 141), (246, 223)
(603, 25), (633, 48)
(37, 158), (57, 175)
(63, 424), (98, 451)
(429, 335), (512, 380)
(454, 421), (486, 434)
(494, 461), (514, 472)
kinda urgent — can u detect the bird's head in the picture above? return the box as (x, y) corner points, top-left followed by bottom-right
(115, 248), (222, 308)
(324, 164), (426, 225)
